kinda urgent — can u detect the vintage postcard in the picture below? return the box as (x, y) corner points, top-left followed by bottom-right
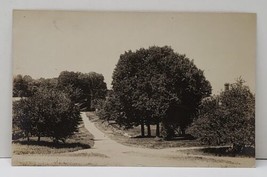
(12, 10), (256, 167)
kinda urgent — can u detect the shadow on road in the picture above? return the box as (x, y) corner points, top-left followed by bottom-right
(13, 140), (91, 149)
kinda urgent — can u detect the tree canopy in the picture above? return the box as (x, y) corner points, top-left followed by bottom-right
(13, 86), (81, 143)
(103, 46), (212, 138)
(12, 71), (107, 143)
(58, 71), (107, 110)
(13, 75), (37, 97)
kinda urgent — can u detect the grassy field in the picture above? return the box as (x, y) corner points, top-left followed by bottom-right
(86, 112), (203, 149)
(12, 121), (94, 155)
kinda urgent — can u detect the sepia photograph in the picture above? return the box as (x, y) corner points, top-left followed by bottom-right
(12, 10), (256, 167)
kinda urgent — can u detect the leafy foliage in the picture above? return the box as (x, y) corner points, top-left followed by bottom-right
(13, 75), (38, 97)
(13, 74), (60, 98)
(13, 86), (82, 143)
(102, 46), (211, 137)
(58, 71), (107, 110)
(13, 71), (107, 143)
(188, 79), (255, 152)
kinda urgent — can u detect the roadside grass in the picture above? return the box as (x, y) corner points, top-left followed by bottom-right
(66, 152), (109, 158)
(181, 146), (255, 158)
(86, 112), (202, 149)
(86, 112), (255, 157)
(12, 121), (94, 155)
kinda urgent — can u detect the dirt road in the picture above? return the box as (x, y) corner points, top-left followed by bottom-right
(12, 112), (254, 167)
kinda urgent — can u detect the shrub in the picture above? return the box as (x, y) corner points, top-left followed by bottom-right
(189, 79), (255, 152)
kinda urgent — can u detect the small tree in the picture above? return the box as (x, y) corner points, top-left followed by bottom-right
(189, 79), (255, 152)
(13, 98), (35, 141)
(13, 86), (82, 143)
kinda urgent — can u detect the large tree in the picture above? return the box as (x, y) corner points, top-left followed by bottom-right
(57, 71), (82, 103)
(58, 71), (107, 110)
(188, 79), (255, 152)
(110, 46), (211, 138)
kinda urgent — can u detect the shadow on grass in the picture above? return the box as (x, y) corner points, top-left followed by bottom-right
(169, 134), (196, 141)
(13, 140), (91, 149)
(132, 135), (157, 138)
(132, 134), (196, 141)
(201, 146), (255, 157)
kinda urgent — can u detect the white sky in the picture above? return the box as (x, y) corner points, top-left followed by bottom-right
(13, 11), (256, 94)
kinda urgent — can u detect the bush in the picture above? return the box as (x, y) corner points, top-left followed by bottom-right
(13, 86), (82, 143)
(188, 79), (255, 153)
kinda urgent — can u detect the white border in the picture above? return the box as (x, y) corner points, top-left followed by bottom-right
(0, 159), (267, 177)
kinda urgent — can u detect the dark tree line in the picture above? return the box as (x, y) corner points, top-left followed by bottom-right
(13, 71), (107, 110)
(13, 75), (38, 97)
(13, 71), (107, 143)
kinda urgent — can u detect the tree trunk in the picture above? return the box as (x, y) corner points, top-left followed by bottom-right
(27, 134), (30, 142)
(141, 121), (145, 137)
(181, 128), (186, 136)
(147, 123), (151, 137)
(90, 89), (94, 110)
(38, 135), (41, 142)
(53, 138), (59, 144)
(156, 122), (160, 137)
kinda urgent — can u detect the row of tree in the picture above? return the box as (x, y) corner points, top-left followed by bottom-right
(13, 71), (107, 142)
(13, 46), (255, 152)
(13, 71), (107, 110)
(98, 46), (255, 152)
